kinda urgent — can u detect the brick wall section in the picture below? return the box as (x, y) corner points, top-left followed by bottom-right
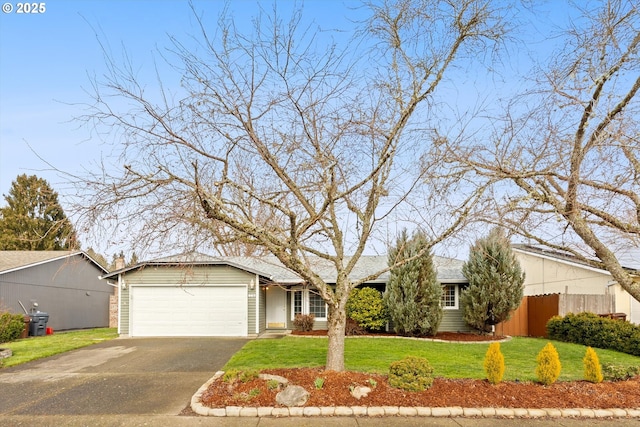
(109, 294), (118, 328)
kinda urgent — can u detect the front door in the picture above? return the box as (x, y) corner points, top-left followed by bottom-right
(266, 286), (287, 328)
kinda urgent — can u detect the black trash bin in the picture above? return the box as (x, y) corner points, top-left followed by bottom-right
(29, 311), (49, 336)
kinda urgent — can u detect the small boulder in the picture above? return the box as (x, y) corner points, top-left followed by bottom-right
(350, 385), (372, 400)
(276, 385), (310, 407)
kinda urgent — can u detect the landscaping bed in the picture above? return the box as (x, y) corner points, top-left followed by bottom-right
(200, 366), (640, 409)
(200, 332), (640, 410)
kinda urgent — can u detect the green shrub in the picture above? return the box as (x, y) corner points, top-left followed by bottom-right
(536, 342), (561, 386)
(223, 369), (259, 383)
(346, 287), (388, 331)
(0, 312), (26, 344)
(388, 356), (434, 392)
(601, 363), (640, 381)
(484, 342), (505, 385)
(292, 314), (315, 332)
(583, 347), (603, 383)
(546, 312), (640, 356)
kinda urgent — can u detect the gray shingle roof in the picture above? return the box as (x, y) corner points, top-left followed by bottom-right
(0, 251), (76, 273)
(0, 251), (109, 275)
(104, 251), (467, 284)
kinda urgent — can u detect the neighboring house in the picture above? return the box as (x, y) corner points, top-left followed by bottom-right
(102, 252), (471, 338)
(0, 251), (112, 331)
(512, 245), (640, 325)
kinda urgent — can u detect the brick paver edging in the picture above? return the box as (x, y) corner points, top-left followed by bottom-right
(190, 371), (640, 419)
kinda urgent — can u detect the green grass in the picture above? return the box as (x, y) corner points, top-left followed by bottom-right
(224, 336), (640, 382)
(1, 328), (118, 368)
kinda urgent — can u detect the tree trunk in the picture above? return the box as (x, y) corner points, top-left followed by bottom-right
(325, 303), (346, 372)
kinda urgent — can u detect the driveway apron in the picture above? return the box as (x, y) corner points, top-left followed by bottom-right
(0, 337), (248, 415)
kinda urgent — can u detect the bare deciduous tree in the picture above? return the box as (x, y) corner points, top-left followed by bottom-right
(75, 0), (507, 371)
(452, 0), (640, 302)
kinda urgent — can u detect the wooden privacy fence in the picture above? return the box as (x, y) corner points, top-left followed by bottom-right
(495, 293), (614, 337)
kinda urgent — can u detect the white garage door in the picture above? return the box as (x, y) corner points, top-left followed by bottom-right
(130, 285), (247, 337)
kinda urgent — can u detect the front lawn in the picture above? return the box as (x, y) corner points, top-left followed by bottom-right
(224, 336), (640, 382)
(0, 328), (118, 368)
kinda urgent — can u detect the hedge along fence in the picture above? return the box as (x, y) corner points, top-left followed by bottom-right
(546, 312), (640, 357)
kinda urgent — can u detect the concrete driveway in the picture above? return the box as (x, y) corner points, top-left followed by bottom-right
(0, 337), (248, 416)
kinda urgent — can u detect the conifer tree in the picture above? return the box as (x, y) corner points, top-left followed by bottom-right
(0, 174), (78, 250)
(461, 228), (525, 333)
(384, 229), (442, 337)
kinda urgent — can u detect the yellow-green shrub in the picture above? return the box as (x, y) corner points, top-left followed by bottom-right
(484, 342), (505, 384)
(535, 342), (561, 385)
(388, 356), (434, 391)
(583, 346), (603, 383)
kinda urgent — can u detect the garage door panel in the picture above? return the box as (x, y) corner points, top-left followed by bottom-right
(131, 286), (247, 337)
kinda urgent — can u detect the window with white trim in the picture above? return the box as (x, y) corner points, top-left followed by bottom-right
(441, 284), (459, 310)
(291, 287), (327, 320)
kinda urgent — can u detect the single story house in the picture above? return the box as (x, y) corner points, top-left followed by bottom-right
(0, 251), (112, 331)
(101, 252), (471, 337)
(512, 245), (640, 325)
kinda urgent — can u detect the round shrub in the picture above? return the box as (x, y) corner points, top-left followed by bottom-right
(346, 287), (387, 331)
(536, 342), (561, 386)
(388, 356), (434, 392)
(0, 312), (26, 344)
(484, 342), (505, 385)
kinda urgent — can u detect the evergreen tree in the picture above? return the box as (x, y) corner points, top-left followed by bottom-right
(461, 228), (525, 333)
(384, 229), (442, 337)
(0, 174), (78, 250)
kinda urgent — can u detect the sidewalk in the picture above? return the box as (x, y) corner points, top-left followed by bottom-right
(0, 415), (638, 426)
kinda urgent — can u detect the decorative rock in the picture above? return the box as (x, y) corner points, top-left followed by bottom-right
(350, 385), (372, 399)
(276, 385), (310, 407)
(0, 348), (12, 359)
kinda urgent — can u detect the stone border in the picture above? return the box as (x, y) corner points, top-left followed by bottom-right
(191, 371), (640, 418)
(286, 332), (513, 344)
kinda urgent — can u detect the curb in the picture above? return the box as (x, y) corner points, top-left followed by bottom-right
(191, 371), (640, 419)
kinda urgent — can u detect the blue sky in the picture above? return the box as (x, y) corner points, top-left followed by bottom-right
(0, 0), (573, 256)
(0, 1), (371, 198)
